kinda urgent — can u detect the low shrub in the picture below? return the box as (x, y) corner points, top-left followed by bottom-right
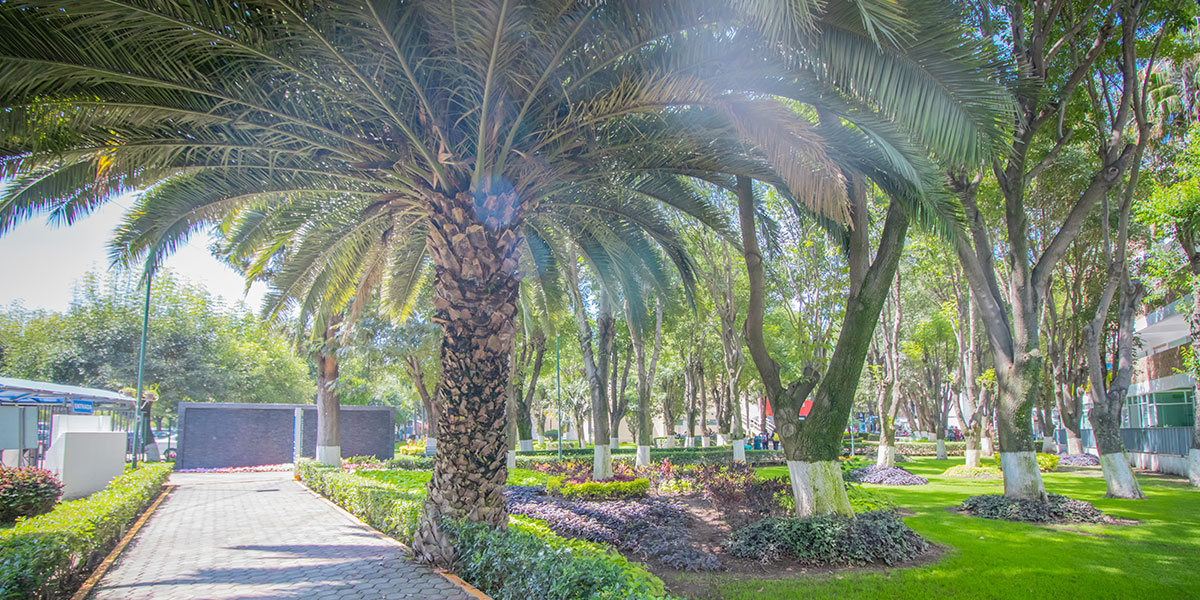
(1059, 453), (1101, 467)
(299, 461), (427, 542)
(960, 493), (1111, 523)
(0, 463), (172, 600)
(992, 453), (1060, 472)
(726, 511), (928, 566)
(547, 476), (650, 501)
(448, 516), (672, 599)
(942, 465), (1003, 479)
(384, 455), (435, 470)
(846, 465), (929, 486)
(848, 441), (966, 457)
(0, 466), (63, 523)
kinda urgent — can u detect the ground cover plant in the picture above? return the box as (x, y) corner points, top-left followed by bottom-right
(991, 453), (1060, 472)
(960, 493), (1111, 524)
(1058, 454), (1101, 467)
(0, 463), (172, 600)
(941, 465), (1002, 479)
(725, 511), (928, 566)
(0, 466), (63, 523)
(704, 458), (1197, 600)
(846, 465), (930, 485)
(547, 475), (650, 501)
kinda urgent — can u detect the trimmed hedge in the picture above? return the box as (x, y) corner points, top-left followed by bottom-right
(0, 463), (172, 600)
(0, 466), (63, 523)
(547, 476), (650, 501)
(298, 461), (427, 542)
(448, 516), (672, 599)
(849, 441), (967, 457)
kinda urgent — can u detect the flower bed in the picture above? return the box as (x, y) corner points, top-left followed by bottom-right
(506, 486), (719, 571)
(547, 475), (650, 501)
(846, 465), (929, 486)
(726, 511), (928, 566)
(1058, 453), (1101, 467)
(0, 463), (172, 599)
(942, 465), (1003, 479)
(960, 493), (1113, 523)
(175, 463), (293, 473)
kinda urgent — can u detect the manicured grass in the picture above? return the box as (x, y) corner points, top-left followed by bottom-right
(700, 458), (1200, 599)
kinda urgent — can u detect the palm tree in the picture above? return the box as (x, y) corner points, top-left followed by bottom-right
(0, 0), (1009, 555)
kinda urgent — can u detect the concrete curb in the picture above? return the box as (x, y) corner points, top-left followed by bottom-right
(71, 483), (174, 600)
(293, 478), (492, 600)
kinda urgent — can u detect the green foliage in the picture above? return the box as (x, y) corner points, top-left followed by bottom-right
(941, 465), (1003, 479)
(383, 456), (435, 470)
(547, 477), (650, 501)
(852, 441), (966, 456)
(846, 484), (900, 513)
(0, 467), (62, 523)
(0, 463), (171, 600)
(991, 453), (1059, 472)
(297, 461), (427, 543)
(961, 493), (1109, 524)
(446, 516), (671, 600)
(726, 511), (928, 566)
(0, 271), (313, 422)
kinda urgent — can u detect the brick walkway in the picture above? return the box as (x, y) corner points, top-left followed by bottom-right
(89, 472), (474, 600)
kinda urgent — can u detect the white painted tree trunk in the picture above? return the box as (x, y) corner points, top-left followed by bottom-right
(732, 439), (746, 463)
(964, 448), (980, 468)
(609, 436), (619, 449)
(507, 449), (517, 472)
(664, 436), (675, 449)
(518, 439), (533, 452)
(1067, 436), (1084, 455)
(424, 437), (437, 456)
(636, 445), (651, 467)
(936, 438), (947, 460)
(999, 451), (1046, 500)
(701, 434), (710, 448)
(876, 444), (895, 468)
(316, 445), (341, 466)
(1041, 436), (1057, 454)
(981, 436), (994, 457)
(786, 460), (854, 517)
(593, 444), (613, 479)
(1099, 452), (1145, 499)
(716, 433), (728, 445)
(1189, 449), (1200, 487)
(685, 435), (695, 448)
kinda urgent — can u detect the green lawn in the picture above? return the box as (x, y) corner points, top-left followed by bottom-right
(697, 458), (1200, 599)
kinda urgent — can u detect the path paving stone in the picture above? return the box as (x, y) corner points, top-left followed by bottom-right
(89, 471), (474, 600)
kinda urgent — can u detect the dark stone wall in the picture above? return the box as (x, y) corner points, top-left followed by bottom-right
(177, 403), (395, 469)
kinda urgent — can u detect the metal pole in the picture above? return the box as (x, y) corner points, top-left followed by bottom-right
(556, 334), (562, 460)
(132, 272), (152, 469)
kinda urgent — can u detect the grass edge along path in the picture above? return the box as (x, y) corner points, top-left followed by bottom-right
(705, 458), (1200, 599)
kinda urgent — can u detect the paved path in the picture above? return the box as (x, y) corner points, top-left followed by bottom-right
(90, 472), (474, 600)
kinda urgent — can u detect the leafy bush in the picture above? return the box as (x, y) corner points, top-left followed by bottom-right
(506, 487), (719, 571)
(942, 465), (1003, 479)
(299, 461), (427, 542)
(548, 476), (650, 501)
(0, 463), (172, 600)
(448, 516), (672, 599)
(726, 511), (928, 566)
(1059, 453), (1101, 467)
(0, 466), (63, 523)
(960, 493), (1111, 523)
(846, 465), (929, 486)
(992, 453), (1060, 472)
(384, 455), (435, 470)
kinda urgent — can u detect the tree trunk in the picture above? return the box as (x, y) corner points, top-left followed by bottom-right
(315, 318), (341, 466)
(1189, 277), (1200, 486)
(406, 356), (439, 456)
(627, 296), (662, 466)
(737, 175), (907, 516)
(700, 369), (711, 447)
(413, 190), (521, 567)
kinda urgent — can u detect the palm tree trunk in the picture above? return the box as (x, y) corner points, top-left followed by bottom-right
(315, 318), (341, 466)
(413, 190), (521, 567)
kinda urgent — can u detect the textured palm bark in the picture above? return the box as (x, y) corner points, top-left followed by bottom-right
(737, 175), (907, 515)
(315, 318), (341, 466)
(413, 190), (521, 567)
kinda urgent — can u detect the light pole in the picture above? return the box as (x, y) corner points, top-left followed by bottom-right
(131, 272), (152, 469)
(556, 334), (562, 460)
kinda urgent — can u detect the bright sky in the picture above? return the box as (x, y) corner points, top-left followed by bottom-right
(0, 194), (266, 314)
